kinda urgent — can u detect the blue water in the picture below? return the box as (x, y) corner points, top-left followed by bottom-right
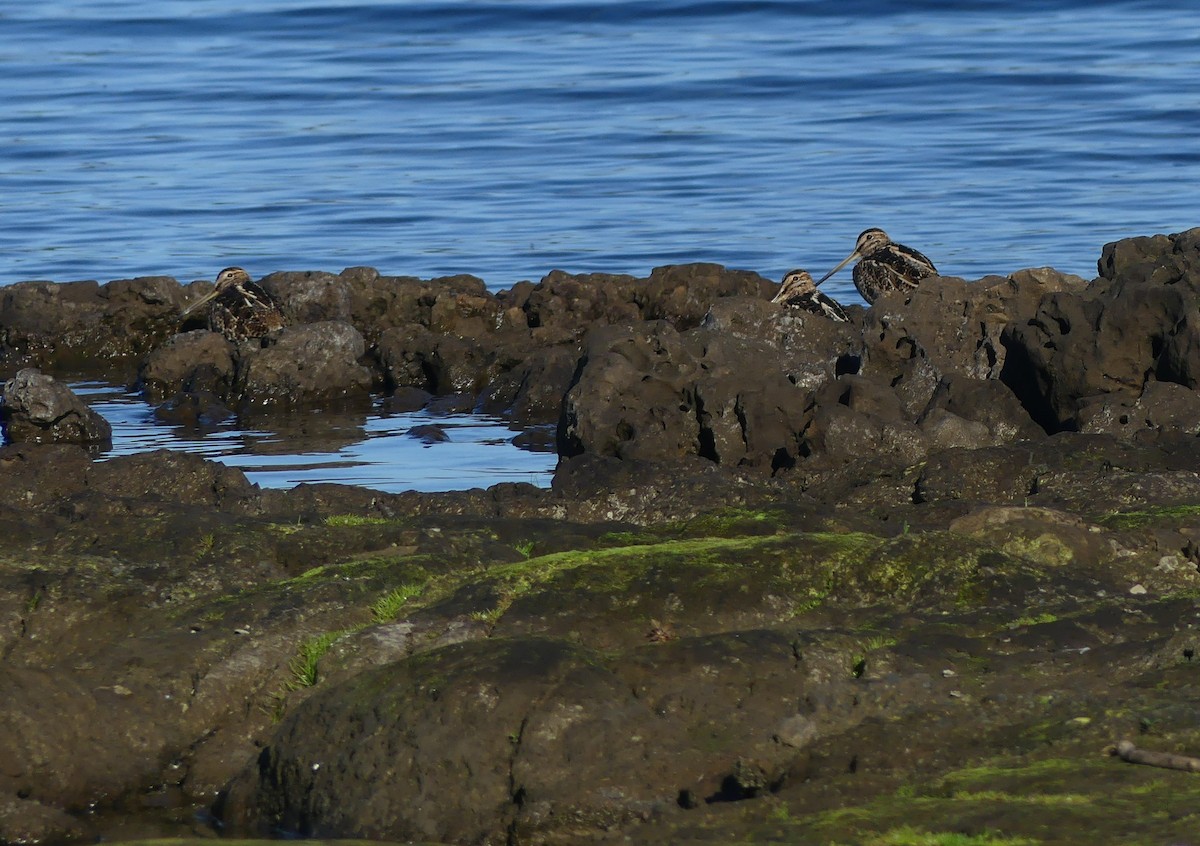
(73, 382), (557, 493)
(4, 0), (1198, 292)
(5, 1), (1200, 489)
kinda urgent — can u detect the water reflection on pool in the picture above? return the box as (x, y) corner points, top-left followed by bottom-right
(73, 382), (557, 493)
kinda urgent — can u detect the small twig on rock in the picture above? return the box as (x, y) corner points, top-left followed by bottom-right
(1111, 740), (1200, 772)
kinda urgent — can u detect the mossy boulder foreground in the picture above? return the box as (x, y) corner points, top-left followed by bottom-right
(2, 230), (1200, 844)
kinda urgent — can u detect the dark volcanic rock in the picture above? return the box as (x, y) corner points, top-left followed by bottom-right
(261, 269), (354, 324)
(8, 233), (1200, 845)
(0, 276), (185, 373)
(701, 296), (861, 392)
(237, 321), (373, 406)
(139, 329), (236, 401)
(407, 423), (450, 443)
(153, 390), (236, 429)
(0, 443), (92, 508)
(862, 269), (1085, 383)
(560, 321), (705, 463)
(803, 374), (927, 466)
(637, 262), (774, 325)
(1001, 227), (1200, 432)
(349, 269), (496, 345)
(478, 344), (581, 422)
(523, 264), (774, 343)
(917, 375), (1045, 448)
(560, 301), (858, 470)
(0, 369), (112, 446)
(382, 385), (434, 412)
(1077, 380), (1200, 437)
(376, 323), (499, 396)
(88, 448), (257, 507)
(220, 634), (809, 843)
(522, 270), (643, 342)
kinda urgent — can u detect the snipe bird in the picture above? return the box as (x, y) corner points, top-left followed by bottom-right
(771, 269), (848, 322)
(816, 228), (937, 304)
(180, 267), (285, 342)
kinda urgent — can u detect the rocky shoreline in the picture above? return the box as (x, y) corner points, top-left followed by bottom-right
(2, 229), (1200, 844)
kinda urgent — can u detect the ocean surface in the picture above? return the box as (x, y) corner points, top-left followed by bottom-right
(4, 0), (1199, 489)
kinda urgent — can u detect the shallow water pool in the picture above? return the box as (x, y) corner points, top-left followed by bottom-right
(74, 382), (557, 493)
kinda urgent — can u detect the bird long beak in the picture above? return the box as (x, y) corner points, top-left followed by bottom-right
(815, 250), (860, 287)
(180, 287), (221, 317)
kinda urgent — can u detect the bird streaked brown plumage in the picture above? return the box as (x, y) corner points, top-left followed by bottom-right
(816, 228), (937, 304)
(771, 269), (849, 322)
(180, 267), (285, 342)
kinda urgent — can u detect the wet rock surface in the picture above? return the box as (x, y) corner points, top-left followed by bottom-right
(2, 230), (1200, 844)
(0, 369), (112, 446)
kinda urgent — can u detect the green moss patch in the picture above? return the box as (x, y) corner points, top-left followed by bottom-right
(789, 753), (1200, 845)
(1099, 503), (1200, 530)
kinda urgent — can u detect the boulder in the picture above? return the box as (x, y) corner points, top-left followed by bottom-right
(478, 344), (581, 422)
(862, 269), (1085, 383)
(522, 269), (643, 343)
(560, 299), (860, 469)
(261, 270), (354, 324)
(917, 375), (1044, 447)
(88, 449), (257, 506)
(802, 375), (928, 466)
(0, 370), (112, 447)
(702, 296), (862, 392)
(236, 322), (373, 406)
(350, 270), (493, 344)
(219, 633), (811, 844)
(376, 324), (498, 397)
(522, 263), (773, 344)
(1001, 227), (1200, 432)
(138, 329), (236, 402)
(559, 321), (703, 463)
(636, 262), (774, 326)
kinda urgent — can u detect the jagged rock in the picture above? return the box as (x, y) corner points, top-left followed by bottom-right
(862, 269), (1085, 383)
(522, 269), (642, 343)
(691, 335), (810, 470)
(702, 296), (862, 392)
(1001, 227), (1200, 432)
(560, 300), (855, 469)
(427, 284), (502, 339)
(351, 271), (493, 344)
(559, 321), (704, 463)
(918, 375), (1044, 446)
(636, 262), (774, 326)
(522, 263), (773, 344)
(0, 369), (111, 446)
